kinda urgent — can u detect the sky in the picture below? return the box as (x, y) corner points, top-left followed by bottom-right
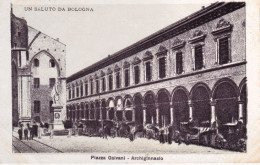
(13, 3), (208, 77)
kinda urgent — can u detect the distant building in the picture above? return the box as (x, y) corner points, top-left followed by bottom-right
(11, 9), (66, 125)
(66, 2), (247, 132)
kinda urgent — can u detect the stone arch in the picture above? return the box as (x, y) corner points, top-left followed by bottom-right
(101, 99), (107, 120)
(157, 88), (171, 127)
(190, 83), (211, 126)
(107, 98), (115, 120)
(76, 103), (80, 121)
(115, 96), (123, 121)
(171, 86), (189, 129)
(239, 78), (247, 124)
(143, 91), (155, 103)
(107, 97), (115, 107)
(189, 82), (212, 99)
(29, 50), (61, 77)
(95, 100), (101, 120)
(80, 102), (85, 119)
(134, 93), (144, 124)
(212, 78), (239, 98)
(133, 93), (144, 105)
(212, 78), (239, 126)
(144, 91), (156, 125)
(239, 77), (247, 95)
(123, 95), (133, 121)
(71, 104), (76, 121)
(85, 102), (89, 120)
(90, 101), (95, 120)
(123, 95), (133, 108)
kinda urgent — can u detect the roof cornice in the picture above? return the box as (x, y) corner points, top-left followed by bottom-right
(67, 2), (245, 83)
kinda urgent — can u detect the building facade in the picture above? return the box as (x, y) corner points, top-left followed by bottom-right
(11, 11), (67, 125)
(66, 3), (246, 131)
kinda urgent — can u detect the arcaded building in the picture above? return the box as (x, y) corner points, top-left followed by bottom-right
(66, 2), (246, 130)
(11, 11), (66, 125)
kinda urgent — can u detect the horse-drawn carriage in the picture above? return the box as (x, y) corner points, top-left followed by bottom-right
(214, 121), (246, 152)
(82, 119), (102, 137)
(144, 124), (159, 140)
(176, 120), (213, 145)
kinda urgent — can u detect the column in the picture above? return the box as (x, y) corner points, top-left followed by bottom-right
(170, 103), (174, 125)
(188, 100), (193, 121)
(93, 104), (96, 120)
(79, 106), (82, 120)
(99, 102), (103, 120)
(75, 108), (77, 121)
(114, 108), (117, 121)
(210, 99), (217, 126)
(142, 105), (146, 126)
(83, 106), (86, 119)
(122, 108), (126, 121)
(238, 98), (244, 122)
(132, 106), (136, 122)
(106, 107), (109, 120)
(156, 103), (159, 125)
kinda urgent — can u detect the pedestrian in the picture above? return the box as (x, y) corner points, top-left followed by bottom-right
(24, 128), (29, 140)
(18, 127), (23, 140)
(168, 126), (173, 144)
(164, 126), (169, 143)
(159, 130), (164, 144)
(29, 125), (34, 140)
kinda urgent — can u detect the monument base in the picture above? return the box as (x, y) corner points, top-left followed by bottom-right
(52, 104), (64, 130)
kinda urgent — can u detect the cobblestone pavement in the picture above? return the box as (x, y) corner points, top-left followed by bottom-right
(13, 130), (233, 153)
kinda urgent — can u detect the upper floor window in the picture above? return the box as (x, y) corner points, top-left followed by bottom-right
(76, 86), (79, 97)
(212, 19), (233, 65)
(34, 78), (40, 88)
(145, 62), (152, 82)
(85, 83), (88, 96)
(102, 77), (106, 92)
(34, 100), (40, 113)
(72, 88), (75, 98)
(134, 66), (140, 84)
(124, 69), (130, 87)
(69, 89), (71, 99)
(159, 57), (166, 78)
(96, 80), (99, 94)
(108, 75), (113, 91)
(49, 78), (55, 88)
(176, 52), (183, 74)
(218, 37), (230, 65)
(34, 58), (39, 67)
(90, 80), (93, 95)
(49, 59), (55, 68)
(80, 84), (83, 96)
(194, 45), (203, 70)
(116, 72), (121, 89)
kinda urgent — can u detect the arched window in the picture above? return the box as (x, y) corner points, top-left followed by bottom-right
(49, 59), (55, 67)
(34, 58), (39, 67)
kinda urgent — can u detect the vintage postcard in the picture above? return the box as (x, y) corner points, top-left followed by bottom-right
(0, 0), (259, 163)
